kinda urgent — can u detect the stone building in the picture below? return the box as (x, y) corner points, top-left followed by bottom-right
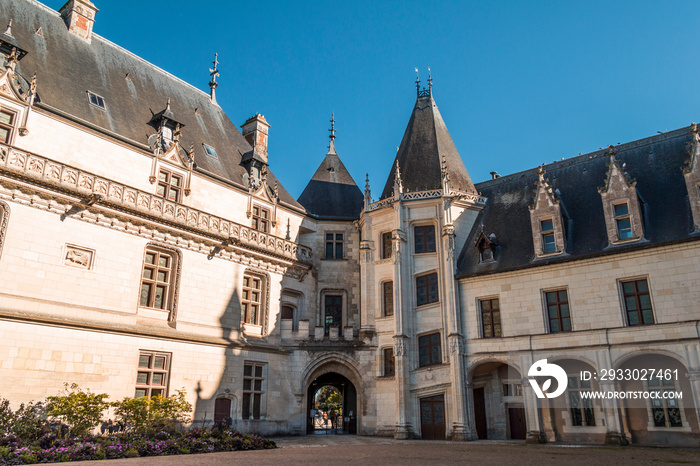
(0, 0), (698, 446)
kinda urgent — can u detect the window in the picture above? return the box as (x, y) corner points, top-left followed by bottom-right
(242, 362), (265, 420)
(140, 248), (176, 310)
(418, 332), (442, 367)
(545, 290), (571, 332)
(621, 279), (654, 326)
(281, 305), (294, 320)
(161, 126), (173, 142)
(383, 347), (395, 377)
(568, 376), (595, 426)
(242, 273), (265, 325)
(135, 351), (170, 398)
(203, 143), (218, 158)
(540, 219), (556, 253)
(414, 225), (436, 254)
(480, 247), (493, 262)
(383, 281), (394, 317)
(0, 108), (16, 144)
(87, 91), (105, 109)
(614, 203), (633, 239)
(416, 272), (438, 306)
(649, 378), (682, 427)
(252, 205), (270, 233)
(324, 295), (342, 335)
(479, 298), (501, 338)
(381, 232), (392, 259)
(325, 232), (344, 259)
(156, 169), (183, 202)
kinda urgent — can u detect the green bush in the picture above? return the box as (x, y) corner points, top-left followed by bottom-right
(0, 398), (48, 443)
(45, 383), (109, 437)
(112, 389), (192, 433)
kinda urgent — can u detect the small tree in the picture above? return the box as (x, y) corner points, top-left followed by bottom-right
(45, 383), (109, 437)
(0, 398), (48, 442)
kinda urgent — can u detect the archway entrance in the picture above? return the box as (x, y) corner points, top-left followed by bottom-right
(307, 372), (357, 434)
(470, 361), (525, 440)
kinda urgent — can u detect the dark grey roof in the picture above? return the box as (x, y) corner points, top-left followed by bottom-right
(456, 126), (697, 278)
(380, 93), (478, 199)
(2, 0), (302, 210)
(297, 141), (364, 220)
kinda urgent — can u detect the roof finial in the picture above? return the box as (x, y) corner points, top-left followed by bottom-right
(209, 53), (220, 104)
(329, 112), (336, 141)
(415, 68), (420, 97)
(4, 19), (14, 38)
(428, 67), (433, 95)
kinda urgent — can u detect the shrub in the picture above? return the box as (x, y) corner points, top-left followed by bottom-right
(112, 389), (192, 433)
(45, 383), (109, 437)
(0, 398), (48, 443)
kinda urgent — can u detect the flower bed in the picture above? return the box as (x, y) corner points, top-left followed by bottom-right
(0, 428), (276, 464)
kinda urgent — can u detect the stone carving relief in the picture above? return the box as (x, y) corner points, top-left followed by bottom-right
(64, 244), (94, 270)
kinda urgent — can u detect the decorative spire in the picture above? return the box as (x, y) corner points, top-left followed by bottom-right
(328, 112), (337, 154)
(428, 67), (433, 95)
(441, 152), (450, 193)
(364, 173), (372, 209)
(415, 68), (420, 97)
(393, 159), (403, 198)
(208, 53), (219, 104)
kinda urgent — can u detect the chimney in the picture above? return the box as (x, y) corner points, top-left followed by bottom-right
(59, 0), (98, 42)
(490, 171), (500, 180)
(241, 114), (270, 163)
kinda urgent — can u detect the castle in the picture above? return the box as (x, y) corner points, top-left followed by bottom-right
(1, 0), (699, 446)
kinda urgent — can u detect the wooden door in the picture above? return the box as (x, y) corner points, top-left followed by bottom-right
(473, 387), (487, 439)
(214, 398), (231, 425)
(508, 406), (527, 440)
(420, 395), (446, 440)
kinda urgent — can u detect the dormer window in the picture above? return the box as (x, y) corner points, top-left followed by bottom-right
(161, 126), (173, 142)
(87, 91), (105, 110)
(156, 169), (183, 202)
(614, 203), (633, 239)
(475, 231), (496, 263)
(540, 219), (556, 253)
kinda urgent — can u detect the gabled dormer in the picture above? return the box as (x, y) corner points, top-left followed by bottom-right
(529, 166), (567, 258)
(475, 230), (497, 263)
(598, 146), (644, 244)
(148, 98), (185, 154)
(682, 123), (700, 231)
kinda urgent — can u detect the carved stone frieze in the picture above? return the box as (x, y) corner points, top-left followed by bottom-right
(0, 142), (312, 264)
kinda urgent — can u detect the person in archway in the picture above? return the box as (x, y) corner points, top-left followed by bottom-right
(323, 410), (328, 427)
(329, 409), (336, 430)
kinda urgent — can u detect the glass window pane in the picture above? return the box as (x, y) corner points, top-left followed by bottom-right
(158, 172), (167, 182)
(622, 282), (635, 294)
(171, 176), (181, 187)
(142, 268), (153, 280)
(243, 379), (251, 390)
(158, 255), (169, 268)
(254, 380), (262, 391)
(336, 243), (343, 259)
(628, 312), (639, 326)
(481, 300), (490, 311)
(139, 355), (151, 367)
(244, 365), (252, 377)
(636, 280), (648, 292)
(326, 233), (333, 241)
(136, 372), (148, 384)
(154, 285), (165, 308)
(493, 323), (502, 336)
(255, 366), (263, 377)
(253, 394), (261, 419)
(157, 271), (167, 282)
(625, 297), (637, 311)
(242, 394), (250, 419)
(550, 319), (560, 332)
(546, 292), (556, 304)
(0, 111), (12, 125)
(336, 234), (343, 241)
(560, 304), (569, 317)
(152, 373), (163, 385)
(492, 311), (501, 324)
(168, 188), (178, 200)
(154, 357), (165, 369)
(156, 184), (166, 196)
(639, 295), (651, 310)
(558, 290), (567, 302)
(482, 312), (491, 325)
(145, 253), (155, 264)
(642, 309), (654, 324)
(419, 346), (429, 366)
(562, 318), (571, 331)
(548, 305), (559, 318)
(540, 219), (553, 231)
(614, 204), (628, 217)
(140, 283), (151, 306)
(483, 323), (492, 337)
(135, 388), (147, 398)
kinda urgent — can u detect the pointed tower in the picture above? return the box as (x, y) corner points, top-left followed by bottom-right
(297, 115), (364, 220)
(380, 72), (477, 199)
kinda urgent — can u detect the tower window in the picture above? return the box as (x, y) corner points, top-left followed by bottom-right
(325, 232), (344, 259)
(414, 225), (436, 253)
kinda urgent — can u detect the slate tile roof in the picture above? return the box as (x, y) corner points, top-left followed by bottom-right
(456, 126), (697, 277)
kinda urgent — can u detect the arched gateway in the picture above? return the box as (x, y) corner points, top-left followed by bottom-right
(302, 355), (364, 435)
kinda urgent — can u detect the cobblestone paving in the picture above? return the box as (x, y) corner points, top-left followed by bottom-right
(77, 435), (700, 465)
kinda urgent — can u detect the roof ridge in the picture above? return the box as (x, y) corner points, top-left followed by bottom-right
(476, 125), (691, 188)
(24, 0), (61, 17)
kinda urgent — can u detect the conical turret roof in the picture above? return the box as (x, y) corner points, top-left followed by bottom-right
(297, 138), (364, 220)
(380, 92), (477, 199)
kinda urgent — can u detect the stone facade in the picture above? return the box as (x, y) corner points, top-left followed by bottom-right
(0, 0), (698, 447)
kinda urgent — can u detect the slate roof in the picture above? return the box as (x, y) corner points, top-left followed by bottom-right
(297, 140), (364, 220)
(380, 93), (478, 199)
(1, 0), (302, 210)
(456, 126), (697, 278)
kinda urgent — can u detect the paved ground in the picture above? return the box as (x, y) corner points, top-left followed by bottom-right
(76, 435), (700, 465)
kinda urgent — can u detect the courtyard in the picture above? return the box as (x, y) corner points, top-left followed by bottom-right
(74, 435), (700, 465)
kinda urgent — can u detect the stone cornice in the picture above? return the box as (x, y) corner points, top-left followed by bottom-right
(366, 189), (486, 212)
(0, 142), (312, 276)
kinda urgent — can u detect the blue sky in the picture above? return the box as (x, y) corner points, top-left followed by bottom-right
(46, 0), (700, 199)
